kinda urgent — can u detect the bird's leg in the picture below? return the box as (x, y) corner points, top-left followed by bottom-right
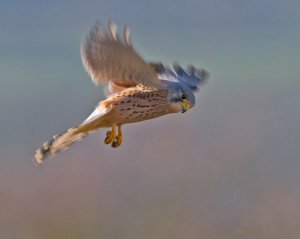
(112, 125), (122, 148)
(104, 124), (116, 144)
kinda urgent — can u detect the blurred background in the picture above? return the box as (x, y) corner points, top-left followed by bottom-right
(1, 0), (300, 238)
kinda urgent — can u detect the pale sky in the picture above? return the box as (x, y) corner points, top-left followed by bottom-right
(1, 1), (300, 238)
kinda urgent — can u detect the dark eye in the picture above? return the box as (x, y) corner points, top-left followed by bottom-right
(181, 93), (187, 100)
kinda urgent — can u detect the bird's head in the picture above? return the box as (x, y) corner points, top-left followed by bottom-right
(179, 92), (193, 113)
(159, 64), (208, 113)
(168, 87), (195, 113)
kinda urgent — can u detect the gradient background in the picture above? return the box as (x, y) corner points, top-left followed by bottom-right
(1, 0), (300, 238)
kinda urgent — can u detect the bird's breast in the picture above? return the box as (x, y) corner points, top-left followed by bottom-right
(109, 89), (170, 124)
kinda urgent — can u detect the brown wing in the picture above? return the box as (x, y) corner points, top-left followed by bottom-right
(80, 21), (162, 90)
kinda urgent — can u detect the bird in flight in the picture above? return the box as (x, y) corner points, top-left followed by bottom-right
(34, 21), (208, 163)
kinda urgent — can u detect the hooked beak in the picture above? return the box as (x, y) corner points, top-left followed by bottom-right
(181, 101), (192, 113)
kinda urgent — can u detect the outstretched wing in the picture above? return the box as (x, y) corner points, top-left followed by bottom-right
(81, 21), (162, 92)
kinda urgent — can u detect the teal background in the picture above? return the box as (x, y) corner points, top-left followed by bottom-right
(1, 0), (300, 238)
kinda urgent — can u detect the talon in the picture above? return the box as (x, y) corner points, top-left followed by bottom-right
(104, 131), (114, 144)
(104, 125), (116, 144)
(111, 135), (122, 148)
(111, 125), (123, 148)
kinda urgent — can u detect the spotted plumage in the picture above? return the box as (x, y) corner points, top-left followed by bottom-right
(34, 21), (208, 163)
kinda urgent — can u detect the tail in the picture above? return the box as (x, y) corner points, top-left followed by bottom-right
(33, 120), (103, 164)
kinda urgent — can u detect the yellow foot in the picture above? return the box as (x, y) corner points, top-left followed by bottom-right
(111, 125), (123, 148)
(112, 135), (122, 148)
(104, 125), (116, 144)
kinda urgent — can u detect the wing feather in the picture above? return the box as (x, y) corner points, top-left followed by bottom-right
(81, 22), (162, 90)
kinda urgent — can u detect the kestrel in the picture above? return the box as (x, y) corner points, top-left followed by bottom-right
(34, 21), (208, 163)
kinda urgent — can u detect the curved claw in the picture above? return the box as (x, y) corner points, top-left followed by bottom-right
(111, 125), (123, 148)
(104, 125), (116, 144)
(111, 135), (122, 148)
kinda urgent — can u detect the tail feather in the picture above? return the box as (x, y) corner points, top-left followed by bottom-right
(34, 120), (102, 164)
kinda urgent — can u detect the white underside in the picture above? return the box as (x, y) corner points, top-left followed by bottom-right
(81, 104), (112, 125)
